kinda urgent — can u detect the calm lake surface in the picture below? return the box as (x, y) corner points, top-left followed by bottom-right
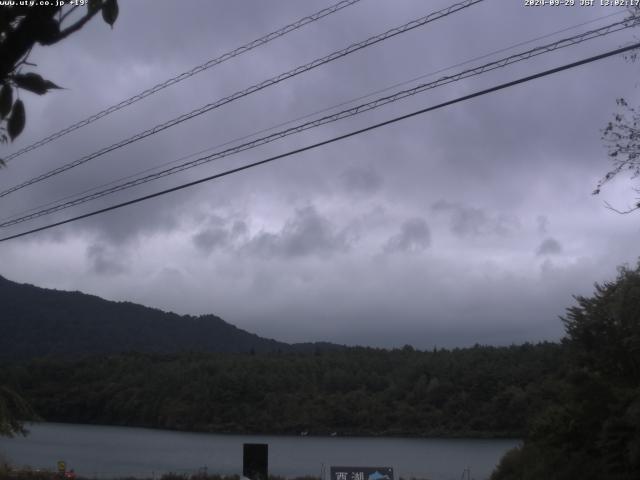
(0, 423), (519, 480)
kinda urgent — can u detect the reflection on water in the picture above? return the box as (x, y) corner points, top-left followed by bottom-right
(0, 423), (519, 480)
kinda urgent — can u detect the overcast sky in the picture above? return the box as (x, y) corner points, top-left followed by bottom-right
(1, 0), (639, 348)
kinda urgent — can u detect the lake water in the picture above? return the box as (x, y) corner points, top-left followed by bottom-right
(0, 423), (519, 480)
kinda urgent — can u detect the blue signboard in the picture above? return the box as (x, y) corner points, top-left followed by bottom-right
(330, 466), (394, 480)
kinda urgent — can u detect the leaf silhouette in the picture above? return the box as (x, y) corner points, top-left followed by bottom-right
(102, 0), (119, 28)
(8, 99), (25, 141)
(0, 84), (13, 119)
(12, 73), (61, 95)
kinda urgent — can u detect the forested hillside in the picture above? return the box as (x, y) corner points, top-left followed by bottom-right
(0, 275), (334, 358)
(1, 343), (565, 438)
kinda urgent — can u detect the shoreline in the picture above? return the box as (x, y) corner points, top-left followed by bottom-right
(0, 469), (324, 480)
(21, 421), (523, 441)
(1, 423), (517, 480)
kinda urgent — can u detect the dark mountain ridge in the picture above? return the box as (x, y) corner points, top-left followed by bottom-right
(0, 274), (337, 359)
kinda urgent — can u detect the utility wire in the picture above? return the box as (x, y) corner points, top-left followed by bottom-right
(0, 0), (484, 198)
(1, 15), (636, 229)
(1, 41), (638, 244)
(1, 8), (625, 225)
(2, 0), (364, 163)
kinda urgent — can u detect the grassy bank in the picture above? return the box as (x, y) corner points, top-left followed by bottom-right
(0, 467), (327, 480)
(1, 466), (432, 480)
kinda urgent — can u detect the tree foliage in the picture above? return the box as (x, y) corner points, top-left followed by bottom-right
(594, 7), (640, 212)
(595, 98), (640, 213)
(563, 263), (640, 381)
(0, 386), (37, 437)
(492, 263), (640, 480)
(0, 0), (119, 154)
(0, 343), (565, 438)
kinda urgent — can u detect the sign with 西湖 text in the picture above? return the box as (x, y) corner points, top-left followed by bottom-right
(330, 466), (393, 480)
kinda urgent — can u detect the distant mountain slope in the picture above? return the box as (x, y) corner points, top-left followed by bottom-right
(0, 275), (323, 359)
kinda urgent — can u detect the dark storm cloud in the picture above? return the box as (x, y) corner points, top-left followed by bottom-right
(431, 200), (519, 237)
(193, 228), (229, 253)
(383, 217), (431, 253)
(88, 203), (181, 245)
(244, 205), (351, 258)
(537, 237), (563, 256)
(193, 215), (248, 254)
(86, 243), (127, 276)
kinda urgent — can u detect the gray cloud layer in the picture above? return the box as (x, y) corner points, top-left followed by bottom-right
(1, 0), (639, 348)
(244, 206), (351, 258)
(384, 218), (431, 253)
(536, 237), (563, 256)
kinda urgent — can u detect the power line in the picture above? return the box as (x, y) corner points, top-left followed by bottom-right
(1, 41), (638, 244)
(0, 0), (484, 198)
(2, 0), (364, 163)
(2, 8), (626, 225)
(2, 16), (634, 226)
(2, 15), (636, 229)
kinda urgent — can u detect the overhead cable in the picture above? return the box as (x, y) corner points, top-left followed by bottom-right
(0, 0), (484, 198)
(1, 15), (636, 228)
(2, 0), (364, 163)
(1, 40), (638, 243)
(3, 7), (625, 224)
